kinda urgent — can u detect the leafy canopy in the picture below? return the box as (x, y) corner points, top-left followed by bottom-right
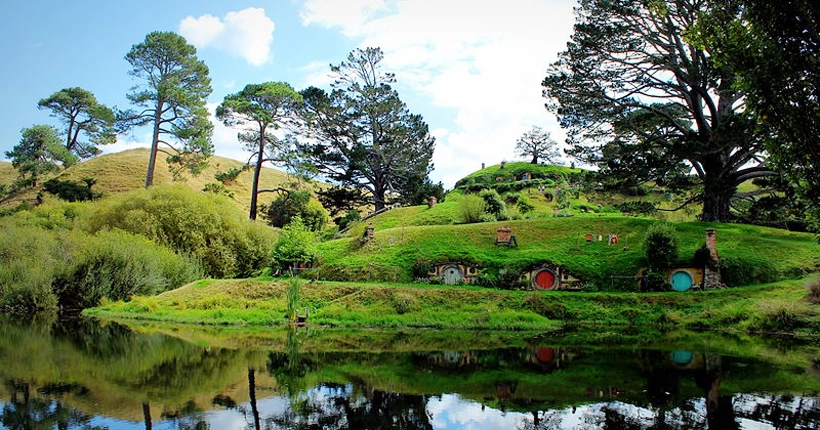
(122, 31), (213, 187)
(217, 81), (303, 220)
(5, 125), (76, 186)
(299, 47), (435, 212)
(38, 87), (116, 159)
(543, 0), (776, 222)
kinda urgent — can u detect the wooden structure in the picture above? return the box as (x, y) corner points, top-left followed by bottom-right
(496, 228), (518, 248)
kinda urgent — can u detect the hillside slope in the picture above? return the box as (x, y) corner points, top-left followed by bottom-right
(0, 149), (313, 214)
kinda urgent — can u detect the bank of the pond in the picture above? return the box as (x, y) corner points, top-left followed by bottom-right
(84, 275), (820, 336)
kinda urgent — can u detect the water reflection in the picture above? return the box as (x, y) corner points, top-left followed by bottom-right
(0, 318), (817, 429)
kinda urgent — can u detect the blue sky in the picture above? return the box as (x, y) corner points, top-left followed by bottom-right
(1, 0), (577, 188)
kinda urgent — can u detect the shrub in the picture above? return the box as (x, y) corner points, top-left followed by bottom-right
(81, 185), (277, 278)
(336, 209), (361, 231)
(271, 217), (319, 274)
(644, 223), (678, 271)
(53, 230), (202, 310)
(0, 223), (62, 314)
(458, 194), (486, 224)
(479, 189), (506, 217)
(43, 178), (99, 202)
(516, 195), (535, 214)
(616, 201), (657, 216)
(263, 190), (328, 232)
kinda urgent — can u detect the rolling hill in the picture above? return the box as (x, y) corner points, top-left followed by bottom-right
(0, 148), (314, 214)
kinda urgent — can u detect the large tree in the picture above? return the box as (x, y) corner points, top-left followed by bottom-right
(5, 125), (76, 186)
(217, 82), (304, 220)
(299, 47), (435, 212)
(37, 87), (116, 159)
(516, 126), (560, 164)
(543, 0), (776, 222)
(694, 0), (820, 228)
(121, 31), (213, 188)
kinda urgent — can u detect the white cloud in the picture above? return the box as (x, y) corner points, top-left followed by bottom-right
(298, 0), (577, 188)
(179, 8), (275, 66)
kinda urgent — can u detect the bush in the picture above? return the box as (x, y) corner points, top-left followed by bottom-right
(479, 189), (506, 217)
(81, 185), (277, 278)
(616, 201), (657, 216)
(263, 190), (328, 232)
(0, 223), (62, 314)
(53, 230), (202, 310)
(271, 217), (320, 274)
(43, 178), (99, 202)
(336, 209), (361, 231)
(644, 223), (678, 271)
(458, 194), (486, 224)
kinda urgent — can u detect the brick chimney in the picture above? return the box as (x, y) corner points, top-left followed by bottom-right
(703, 228), (722, 289)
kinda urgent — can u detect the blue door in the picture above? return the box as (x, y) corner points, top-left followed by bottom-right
(670, 270), (693, 292)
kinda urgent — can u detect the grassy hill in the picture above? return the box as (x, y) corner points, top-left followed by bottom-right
(0, 148), (310, 214)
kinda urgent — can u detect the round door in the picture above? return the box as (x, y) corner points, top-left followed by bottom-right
(534, 268), (558, 290)
(442, 265), (464, 285)
(670, 270), (693, 292)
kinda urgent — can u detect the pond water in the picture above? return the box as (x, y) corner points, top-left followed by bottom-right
(0, 317), (817, 429)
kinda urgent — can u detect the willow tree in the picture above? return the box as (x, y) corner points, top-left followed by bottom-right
(216, 82), (303, 220)
(122, 31), (213, 188)
(299, 47), (435, 212)
(543, 0), (776, 222)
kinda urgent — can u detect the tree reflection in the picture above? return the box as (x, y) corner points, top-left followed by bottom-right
(265, 384), (433, 430)
(1, 379), (99, 430)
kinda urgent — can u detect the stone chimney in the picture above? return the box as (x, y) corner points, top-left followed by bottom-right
(427, 196), (437, 208)
(703, 228), (722, 289)
(705, 228), (719, 262)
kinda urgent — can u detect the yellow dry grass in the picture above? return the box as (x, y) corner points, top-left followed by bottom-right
(1, 149), (318, 213)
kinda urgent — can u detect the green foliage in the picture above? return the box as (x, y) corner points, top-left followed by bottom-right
(202, 182), (234, 198)
(0, 224), (61, 314)
(286, 277), (301, 321)
(43, 178), (99, 202)
(644, 223), (679, 270)
(299, 47), (435, 212)
(262, 190), (328, 231)
(271, 217), (319, 273)
(5, 125), (76, 185)
(122, 31), (213, 187)
(82, 185), (277, 278)
(544, 0), (772, 222)
(217, 81), (303, 220)
(336, 209), (361, 231)
(479, 189), (506, 218)
(38, 87), (116, 158)
(54, 230), (202, 310)
(214, 166), (246, 184)
(457, 194), (486, 224)
(616, 201), (657, 216)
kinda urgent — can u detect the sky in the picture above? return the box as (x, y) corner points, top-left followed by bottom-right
(0, 0), (577, 189)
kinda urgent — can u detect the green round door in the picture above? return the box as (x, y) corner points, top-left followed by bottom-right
(670, 270), (693, 292)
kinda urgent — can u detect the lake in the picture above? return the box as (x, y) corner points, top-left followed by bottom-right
(0, 317), (817, 429)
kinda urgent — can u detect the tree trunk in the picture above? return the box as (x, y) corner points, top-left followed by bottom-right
(142, 402), (152, 430)
(248, 368), (261, 430)
(531, 155), (538, 164)
(249, 134), (265, 220)
(700, 181), (735, 223)
(145, 102), (164, 188)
